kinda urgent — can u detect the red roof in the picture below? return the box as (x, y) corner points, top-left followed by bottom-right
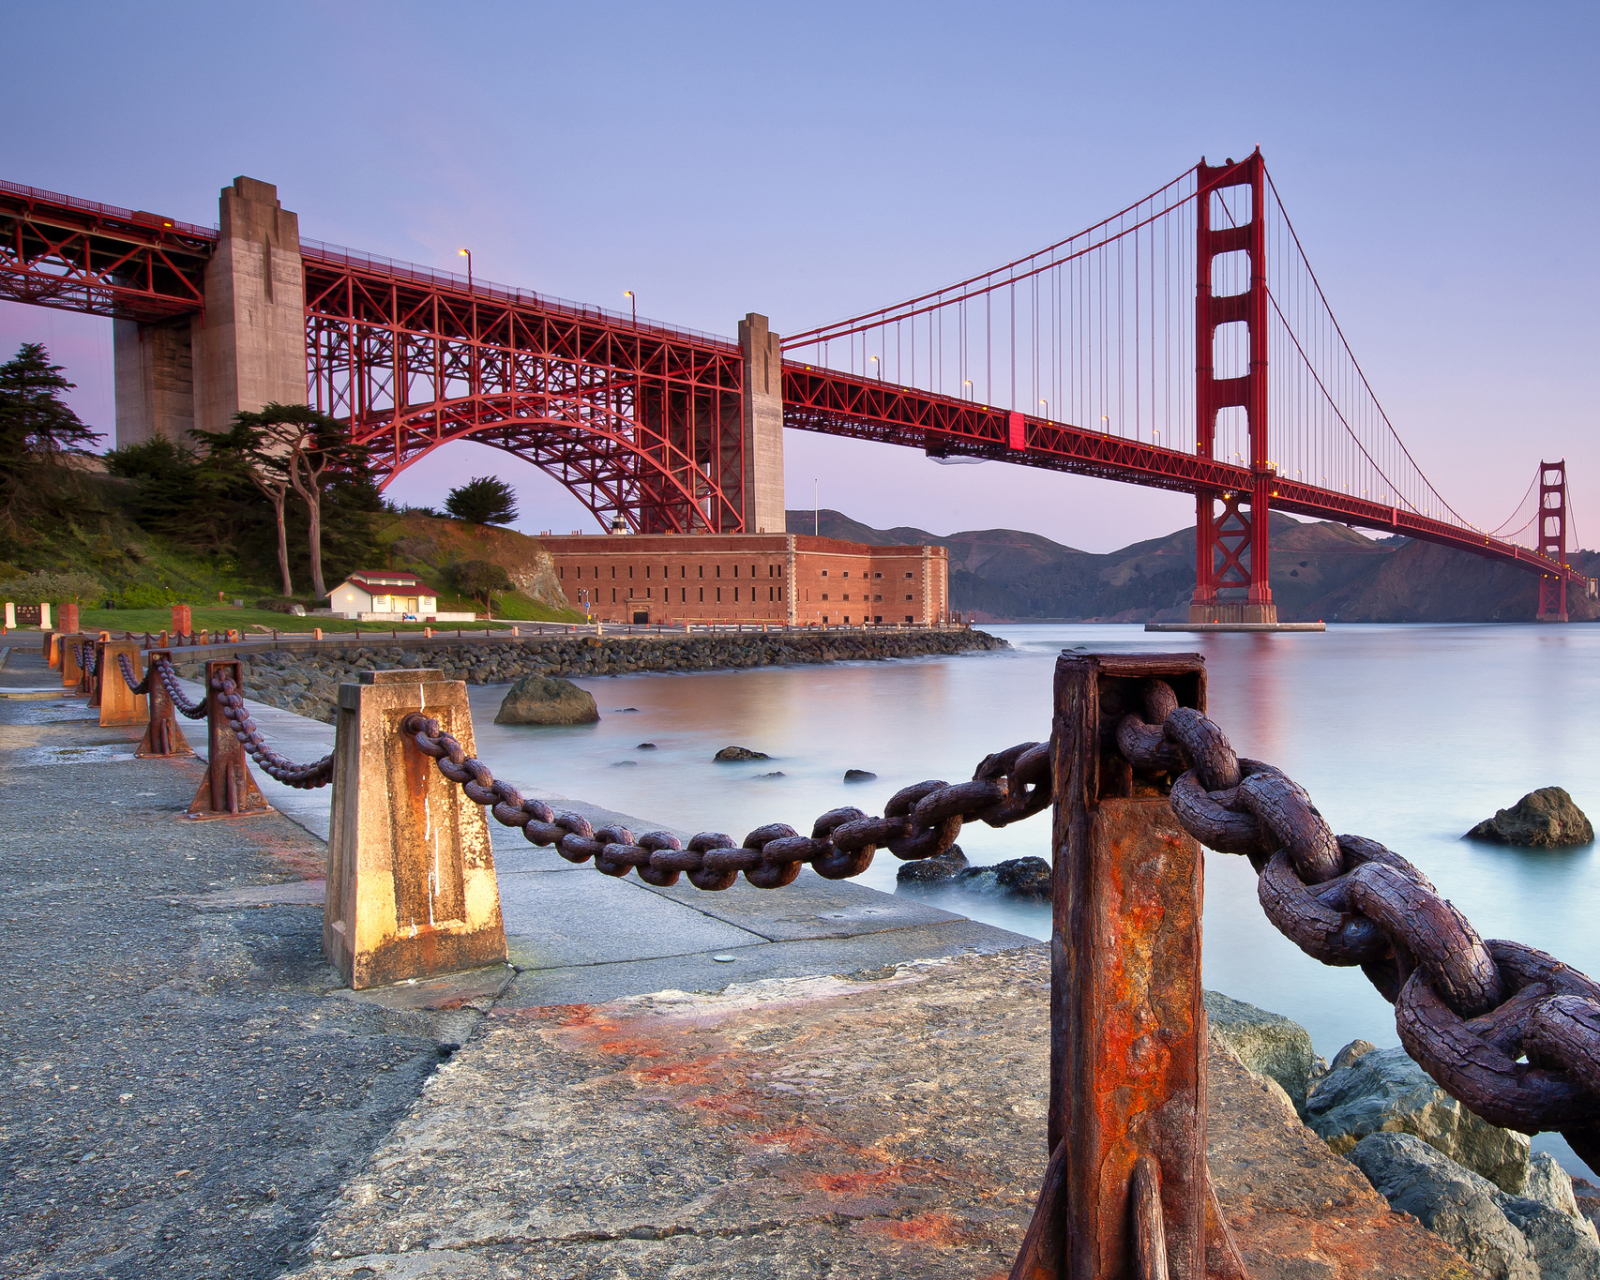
(342, 571), (438, 594)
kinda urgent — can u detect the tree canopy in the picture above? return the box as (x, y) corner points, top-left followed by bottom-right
(445, 475), (519, 526)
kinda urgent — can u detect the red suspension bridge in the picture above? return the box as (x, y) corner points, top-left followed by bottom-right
(0, 153), (1586, 621)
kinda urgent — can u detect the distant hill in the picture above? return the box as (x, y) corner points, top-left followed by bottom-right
(785, 509), (1600, 624)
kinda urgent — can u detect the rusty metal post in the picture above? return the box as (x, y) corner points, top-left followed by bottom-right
(1012, 652), (1243, 1280)
(184, 658), (273, 820)
(99, 640), (150, 728)
(324, 669), (507, 990)
(44, 628), (61, 667)
(136, 649), (193, 757)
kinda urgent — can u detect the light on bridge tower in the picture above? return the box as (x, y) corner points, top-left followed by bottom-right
(1190, 149), (1277, 625)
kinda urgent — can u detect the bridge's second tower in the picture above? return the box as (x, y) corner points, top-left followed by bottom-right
(1537, 460), (1570, 623)
(1190, 151), (1276, 625)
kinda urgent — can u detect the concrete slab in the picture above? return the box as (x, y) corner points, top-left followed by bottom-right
(337, 964), (517, 1013)
(497, 918), (1034, 1009)
(497, 870), (763, 971)
(641, 866), (967, 941)
(188, 880), (327, 909)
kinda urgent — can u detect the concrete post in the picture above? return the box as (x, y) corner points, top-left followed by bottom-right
(39, 601), (52, 632)
(739, 313), (786, 535)
(172, 604), (191, 637)
(99, 640), (150, 728)
(59, 602), (79, 634)
(185, 659), (273, 820)
(4, 602), (13, 629)
(192, 178), (308, 435)
(113, 318), (196, 447)
(324, 670), (507, 990)
(59, 634), (85, 690)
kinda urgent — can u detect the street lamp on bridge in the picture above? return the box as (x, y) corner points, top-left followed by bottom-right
(624, 290), (636, 324)
(458, 248), (473, 293)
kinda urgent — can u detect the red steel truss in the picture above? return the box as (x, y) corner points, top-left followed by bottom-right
(781, 364), (1586, 587)
(301, 243), (746, 533)
(0, 180), (213, 321)
(0, 173), (1587, 595)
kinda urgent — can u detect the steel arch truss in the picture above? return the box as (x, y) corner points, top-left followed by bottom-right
(303, 256), (747, 533)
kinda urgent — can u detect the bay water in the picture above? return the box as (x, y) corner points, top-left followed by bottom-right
(465, 623), (1600, 1172)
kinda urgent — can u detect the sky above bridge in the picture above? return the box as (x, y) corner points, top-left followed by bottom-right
(3, 0), (1595, 553)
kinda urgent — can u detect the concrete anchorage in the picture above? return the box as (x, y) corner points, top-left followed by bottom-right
(113, 177), (308, 448)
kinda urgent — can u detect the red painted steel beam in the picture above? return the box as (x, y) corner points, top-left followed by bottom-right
(0, 180), (212, 322)
(783, 364), (1587, 586)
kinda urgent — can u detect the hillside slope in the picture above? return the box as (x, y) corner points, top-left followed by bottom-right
(786, 509), (1599, 623)
(375, 513), (576, 617)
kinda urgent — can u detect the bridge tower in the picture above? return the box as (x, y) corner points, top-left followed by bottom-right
(114, 177), (307, 447)
(1190, 151), (1276, 625)
(1537, 459), (1569, 623)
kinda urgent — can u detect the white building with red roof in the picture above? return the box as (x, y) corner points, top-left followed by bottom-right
(328, 571), (474, 622)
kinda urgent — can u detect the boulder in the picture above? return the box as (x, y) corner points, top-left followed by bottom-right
(1467, 786), (1594, 848)
(994, 856), (1051, 900)
(896, 845), (968, 886)
(1527, 1151), (1585, 1220)
(1307, 1045), (1530, 1192)
(844, 769), (877, 782)
(1349, 1132), (1539, 1280)
(714, 745), (769, 761)
(494, 675), (599, 725)
(637, 742), (657, 750)
(1497, 1193), (1600, 1280)
(1203, 990), (1316, 1112)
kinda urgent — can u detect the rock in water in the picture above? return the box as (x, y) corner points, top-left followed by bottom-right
(896, 845), (968, 886)
(1204, 990), (1316, 1112)
(994, 857), (1051, 900)
(494, 675), (599, 725)
(714, 745), (769, 761)
(844, 768), (877, 782)
(1467, 787), (1594, 847)
(1307, 1045), (1530, 1192)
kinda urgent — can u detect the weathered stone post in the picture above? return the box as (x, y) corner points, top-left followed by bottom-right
(324, 670), (507, 990)
(172, 604), (191, 637)
(1011, 652), (1244, 1280)
(3, 602), (13, 629)
(39, 601), (52, 632)
(59, 602), (80, 634)
(184, 659), (273, 820)
(59, 634), (86, 691)
(136, 650), (193, 757)
(99, 640), (150, 728)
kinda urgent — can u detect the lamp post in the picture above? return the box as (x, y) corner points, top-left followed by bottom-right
(458, 248), (472, 293)
(1039, 398), (1048, 420)
(624, 290), (636, 325)
(869, 354), (880, 380)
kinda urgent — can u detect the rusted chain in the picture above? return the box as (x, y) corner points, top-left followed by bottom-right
(1118, 677), (1600, 1165)
(76, 642), (97, 677)
(149, 655), (209, 720)
(117, 652), (152, 695)
(398, 712), (1051, 891)
(211, 673), (333, 789)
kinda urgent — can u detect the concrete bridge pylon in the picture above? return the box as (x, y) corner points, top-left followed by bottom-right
(114, 177), (307, 448)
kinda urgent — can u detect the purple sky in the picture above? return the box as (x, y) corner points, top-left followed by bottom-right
(3, 1), (1595, 552)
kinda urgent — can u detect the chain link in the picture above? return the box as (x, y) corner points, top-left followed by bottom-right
(210, 673), (334, 789)
(1118, 677), (1600, 1164)
(117, 652), (152, 696)
(397, 712), (1050, 892)
(150, 655), (210, 720)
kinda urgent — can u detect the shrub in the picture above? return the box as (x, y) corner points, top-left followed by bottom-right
(0, 568), (106, 605)
(105, 583), (181, 609)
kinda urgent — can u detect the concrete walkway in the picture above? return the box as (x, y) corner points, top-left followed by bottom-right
(155, 667), (1031, 1010)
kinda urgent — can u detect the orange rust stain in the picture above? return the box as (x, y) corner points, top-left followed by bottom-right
(858, 1211), (966, 1245)
(743, 1122), (835, 1150)
(634, 1059), (717, 1086)
(813, 1168), (901, 1194)
(593, 1037), (667, 1058)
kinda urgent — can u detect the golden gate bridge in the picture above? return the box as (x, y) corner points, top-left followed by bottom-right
(0, 151), (1585, 621)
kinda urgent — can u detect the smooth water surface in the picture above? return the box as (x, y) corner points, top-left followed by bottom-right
(466, 623), (1600, 1167)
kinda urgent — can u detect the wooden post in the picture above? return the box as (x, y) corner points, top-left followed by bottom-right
(324, 669), (507, 990)
(86, 633), (111, 708)
(184, 659), (272, 820)
(99, 640), (150, 728)
(136, 649), (193, 757)
(1012, 652), (1244, 1280)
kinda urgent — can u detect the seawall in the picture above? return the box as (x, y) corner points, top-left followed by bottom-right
(167, 628), (1009, 722)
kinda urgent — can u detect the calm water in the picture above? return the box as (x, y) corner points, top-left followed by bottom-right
(466, 623), (1600, 1171)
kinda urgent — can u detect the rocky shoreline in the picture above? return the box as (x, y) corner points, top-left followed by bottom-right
(1209, 991), (1600, 1279)
(168, 628), (1008, 722)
